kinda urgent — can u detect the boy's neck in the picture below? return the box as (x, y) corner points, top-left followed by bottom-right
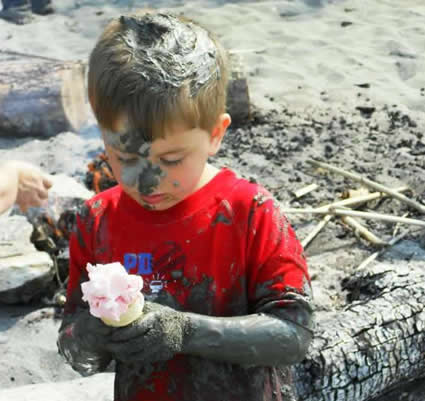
(196, 163), (220, 191)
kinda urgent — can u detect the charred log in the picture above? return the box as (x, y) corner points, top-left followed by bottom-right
(290, 263), (425, 401)
(0, 59), (88, 137)
(227, 52), (251, 126)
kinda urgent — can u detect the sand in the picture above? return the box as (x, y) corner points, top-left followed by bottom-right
(0, 0), (425, 400)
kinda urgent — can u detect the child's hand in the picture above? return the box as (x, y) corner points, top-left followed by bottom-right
(72, 309), (114, 350)
(106, 302), (190, 364)
(58, 309), (114, 375)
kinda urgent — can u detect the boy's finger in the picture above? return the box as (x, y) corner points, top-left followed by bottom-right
(111, 322), (151, 342)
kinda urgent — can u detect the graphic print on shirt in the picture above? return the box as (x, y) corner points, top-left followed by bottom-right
(124, 240), (186, 301)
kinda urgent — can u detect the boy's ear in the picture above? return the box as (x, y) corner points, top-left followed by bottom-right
(208, 113), (231, 156)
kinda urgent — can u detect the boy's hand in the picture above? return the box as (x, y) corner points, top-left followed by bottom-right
(72, 309), (114, 350)
(58, 310), (114, 375)
(106, 302), (190, 363)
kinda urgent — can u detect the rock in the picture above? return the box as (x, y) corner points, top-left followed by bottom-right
(0, 216), (53, 304)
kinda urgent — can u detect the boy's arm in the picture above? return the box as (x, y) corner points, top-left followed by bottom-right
(57, 204), (113, 375)
(182, 291), (312, 366)
(107, 294), (312, 367)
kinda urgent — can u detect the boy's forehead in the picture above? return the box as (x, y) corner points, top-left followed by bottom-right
(103, 121), (199, 155)
(103, 126), (150, 156)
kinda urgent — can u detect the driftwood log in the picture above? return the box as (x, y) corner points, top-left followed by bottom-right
(227, 52), (251, 126)
(290, 262), (425, 401)
(0, 52), (250, 138)
(0, 58), (88, 138)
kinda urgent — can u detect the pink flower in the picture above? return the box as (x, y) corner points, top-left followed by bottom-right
(81, 262), (144, 322)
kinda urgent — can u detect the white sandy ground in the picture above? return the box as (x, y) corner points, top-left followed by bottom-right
(0, 0), (425, 399)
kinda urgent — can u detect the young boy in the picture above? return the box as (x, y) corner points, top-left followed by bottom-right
(57, 12), (313, 401)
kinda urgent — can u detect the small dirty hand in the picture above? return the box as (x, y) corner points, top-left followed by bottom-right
(106, 302), (190, 363)
(12, 161), (53, 212)
(58, 310), (114, 375)
(72, 309), (114, 350)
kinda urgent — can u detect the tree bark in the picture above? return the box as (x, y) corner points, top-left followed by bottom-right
(0, 59), (87, 138)
(290, 263), (425, 401)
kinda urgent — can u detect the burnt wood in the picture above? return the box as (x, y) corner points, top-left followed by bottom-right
(0, 59), (87, 138)
(290, 263), (425, 401)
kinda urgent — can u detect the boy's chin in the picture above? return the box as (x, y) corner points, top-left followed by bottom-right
(138, 196), (178, 211)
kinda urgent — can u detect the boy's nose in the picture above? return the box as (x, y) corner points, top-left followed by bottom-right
(135, 161), (165, 196)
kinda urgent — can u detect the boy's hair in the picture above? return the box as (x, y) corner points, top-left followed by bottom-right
(88, 12), (229, 141)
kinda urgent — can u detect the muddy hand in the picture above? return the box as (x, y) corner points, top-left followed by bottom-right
(106, 302), (190, 363)
(58, 309), (114, 375)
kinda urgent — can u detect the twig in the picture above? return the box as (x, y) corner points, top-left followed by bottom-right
(393, 212), (409, 237)
(332, 208), (425, 227)
(341, 216), (387, 246)
(280, 207), (425, 227)
(314, 186), (409, 212)
(357, 230), (410, 270)
(307, 159), (425, 214)
(301, 215), (332, 249)
(293, 183), (318, 199)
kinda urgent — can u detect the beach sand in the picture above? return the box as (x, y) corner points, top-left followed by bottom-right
(0, 0), (424, 400)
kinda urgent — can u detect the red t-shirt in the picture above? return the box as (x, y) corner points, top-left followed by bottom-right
(65, 168), (310, 401)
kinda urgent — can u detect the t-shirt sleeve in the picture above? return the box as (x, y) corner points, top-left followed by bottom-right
(64, 202), (95, 315)
(245, 187), (313, 327)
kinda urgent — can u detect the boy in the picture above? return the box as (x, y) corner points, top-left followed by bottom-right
(57, 12), (313, 401)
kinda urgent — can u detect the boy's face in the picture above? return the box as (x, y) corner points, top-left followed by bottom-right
(102, 115), (230, 211)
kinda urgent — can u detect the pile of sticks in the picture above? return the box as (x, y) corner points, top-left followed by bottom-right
(282, 159), (425, 270)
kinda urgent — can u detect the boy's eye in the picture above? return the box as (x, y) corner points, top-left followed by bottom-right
(160, 158), (183, 167)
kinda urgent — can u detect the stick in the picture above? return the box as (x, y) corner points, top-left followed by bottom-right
(293, 183), (318, 199)
(357, 230), (410, 270)
(307, 159), (425, 214)
(341, 216), (387, 246)
(333, 208), (425, 227)
(301, 215), (332, 249)
(280, 207), (425, 227)
(393, 213), (409, 237)
(314, 186), (409, 212)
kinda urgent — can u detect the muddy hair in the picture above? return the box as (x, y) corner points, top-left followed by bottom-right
(88, 11), (229, 141)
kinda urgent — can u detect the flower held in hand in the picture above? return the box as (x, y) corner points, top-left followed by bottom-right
(81, 262), (144, 326)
